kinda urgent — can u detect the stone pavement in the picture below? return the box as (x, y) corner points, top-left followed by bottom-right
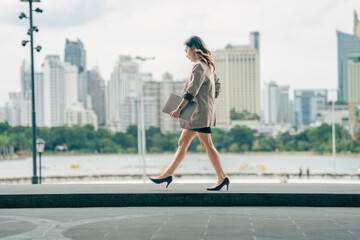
(0, 207), (359, 239)
(1, 183), (360, 208)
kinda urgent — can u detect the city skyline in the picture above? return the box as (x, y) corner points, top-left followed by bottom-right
(0, 0), (359, 107)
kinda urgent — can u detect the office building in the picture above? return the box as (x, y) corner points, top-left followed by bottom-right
(3, 92), (21, 127)
(106, 55), (139, 131)
(64, 39), (88, 108)
(294, 89), (328, 127)
(88, 67), (106, 125)
(212, 32), (260, 128)
(143, 72), (185, 133)
(42, 55), (65, 127)
(347, 53), (360, 103)
(337, 11), (360, 102)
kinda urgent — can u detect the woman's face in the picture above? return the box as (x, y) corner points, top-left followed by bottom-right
(185, 45), (198, 62)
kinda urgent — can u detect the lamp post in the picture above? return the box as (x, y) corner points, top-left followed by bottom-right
(329, 88), (339, 178)
(19, 0), (42, 184)
(36, 138), (45, 184)
(135, 56), (155, 183)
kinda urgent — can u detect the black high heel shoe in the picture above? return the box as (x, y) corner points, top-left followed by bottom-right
(149, 176), (173, 188)
(207, 177), (230, 191)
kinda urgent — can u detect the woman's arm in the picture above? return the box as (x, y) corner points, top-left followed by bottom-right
(169, 98), (189, 119)
(178, 98), (189, 110)
(214, 73), (221, 98)
(183, 63), (205, 101)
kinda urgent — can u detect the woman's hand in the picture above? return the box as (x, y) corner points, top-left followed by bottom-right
(170, 108), (181, 119)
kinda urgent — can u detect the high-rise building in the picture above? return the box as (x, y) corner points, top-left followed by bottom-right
(34, 72), (45, 127)
(4, 92), (21, 127)
(42, 55), (65, 127)
(212, 32), (260, 128)
(294, 89), (328, 127)
(20, 60), (31, 126)
(88, 67), (106, 125)
(263, 81), (280, 124)
(63, 62), (78, 109)
(143, 72), (185, 133)
(279, 85), (291, 124)
(250, 32), (260, 52)
(118, 96), (156, 133)
(64, 39), (88, 108)
(0, 107), (5, 123)
(348, 102), (360, 136)
(347, 53), (360, 103)
(106, 55), (139, 131)
(289, 100), (295, 126)
(19, 60), (46, 127)
(337, 11), (360, 102)
(263, 82), (290, 125)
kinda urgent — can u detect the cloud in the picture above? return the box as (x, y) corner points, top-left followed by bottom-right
(1, 0), (157, 28)
(0, 0), (359, 106)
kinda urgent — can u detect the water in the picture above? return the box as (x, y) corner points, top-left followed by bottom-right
(1, 153), (359, 179)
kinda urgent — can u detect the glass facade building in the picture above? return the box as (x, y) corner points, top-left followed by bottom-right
(64, 39), (87, 108)
(294, 89), (328, 127)
(337, 11), (360, 102)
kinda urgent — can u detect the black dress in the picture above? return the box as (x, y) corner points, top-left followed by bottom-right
(190, 127), (212, 134)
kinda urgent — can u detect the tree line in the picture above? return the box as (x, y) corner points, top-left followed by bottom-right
(0, 121), (359, 155)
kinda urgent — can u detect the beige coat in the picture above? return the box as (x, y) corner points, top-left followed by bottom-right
(179, 61), (221, 129)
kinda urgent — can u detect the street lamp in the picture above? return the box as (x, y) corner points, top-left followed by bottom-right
(134, 56), (155, 183)
(19, 0), (42, 184)
(329, 88), (339, 178)
(36, 138), (45, 184)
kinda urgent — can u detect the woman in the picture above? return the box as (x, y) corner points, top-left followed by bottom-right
(149, 35), (229, 191)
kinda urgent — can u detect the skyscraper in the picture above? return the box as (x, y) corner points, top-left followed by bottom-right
(63, 62), (78, 109)
(118, 96), (156, 132)
(42, 55), (65, 127)
(143, 72), (185, 133)
(347, 53), (360, 103)
(88, 66), (106, 125)
(279, 85), (291, 124)
(250, 32), (260, 52)
(4, 92), (21, 127)
(337, 10), (360, 102)
(20, 60), (31, 126)
(263, 81), (280, 124)
(34, 72), (45, 127)
(19, 60), (45, 127)
(106, 55), (139, 130)
(294, 89), (328, 128)
(263, 82), (290, 125)
(212, 32), (260, 128)
(64, 39), (87, 108)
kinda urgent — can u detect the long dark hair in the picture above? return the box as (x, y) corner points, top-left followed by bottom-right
(184, 35), (215, 73)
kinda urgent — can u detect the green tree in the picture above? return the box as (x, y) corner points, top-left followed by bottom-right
(228, 143), (239, 152)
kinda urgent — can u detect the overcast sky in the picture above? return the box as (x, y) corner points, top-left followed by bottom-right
(0, 0), (359, 106)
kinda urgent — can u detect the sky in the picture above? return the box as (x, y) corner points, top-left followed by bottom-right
(0, 0), (359, 106)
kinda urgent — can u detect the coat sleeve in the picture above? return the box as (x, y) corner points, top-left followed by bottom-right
(214, 73), (221, 98)
(183, 63), (204, 102)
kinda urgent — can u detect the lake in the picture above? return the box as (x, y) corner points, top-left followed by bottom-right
(1, 153), (359, 179)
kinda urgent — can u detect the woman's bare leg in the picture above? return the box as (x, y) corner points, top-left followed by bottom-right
(158, 129), (197, 179)
(197, 132), (227, 186)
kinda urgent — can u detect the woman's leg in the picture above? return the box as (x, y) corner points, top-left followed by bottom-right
(197, 132), (227, 186)
(158, 129), (197, 179)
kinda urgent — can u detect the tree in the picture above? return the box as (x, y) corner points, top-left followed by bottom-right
(228, 125), (256, 150)
(228, 143), (239, 152)
(126, 125), (138, 140)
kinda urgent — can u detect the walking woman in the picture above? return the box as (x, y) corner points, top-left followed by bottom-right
(149, 35), (229, 191)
